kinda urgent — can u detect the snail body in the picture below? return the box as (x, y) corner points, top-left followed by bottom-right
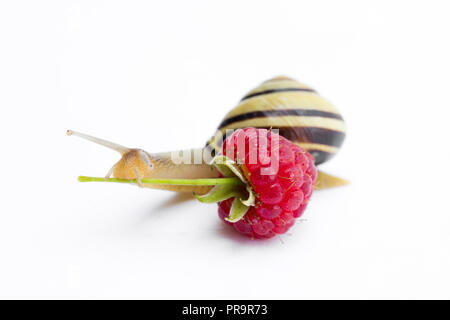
(68, 76), (347, 193)
(65, 131), (217, 194)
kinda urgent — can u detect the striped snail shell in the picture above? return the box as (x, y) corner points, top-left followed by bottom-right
(206, 76), (346, 165)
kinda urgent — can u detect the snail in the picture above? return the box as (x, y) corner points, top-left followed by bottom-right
(67, 76), (347, 194)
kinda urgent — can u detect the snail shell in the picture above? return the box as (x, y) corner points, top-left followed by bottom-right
(206, 76), (346, 165)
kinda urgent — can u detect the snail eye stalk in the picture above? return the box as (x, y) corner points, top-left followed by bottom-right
(66, 130), (130, 155)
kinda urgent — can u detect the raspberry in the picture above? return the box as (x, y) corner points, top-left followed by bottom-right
(293, 202), (308, 218)
(255, 203), (282, 219)
(218, 199), (233, 226)
(217, 128), (317, 238)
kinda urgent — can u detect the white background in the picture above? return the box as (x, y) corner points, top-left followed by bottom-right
(1, 0), (449, 299)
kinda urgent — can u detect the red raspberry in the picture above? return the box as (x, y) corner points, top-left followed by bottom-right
(218, 128), (317, 238)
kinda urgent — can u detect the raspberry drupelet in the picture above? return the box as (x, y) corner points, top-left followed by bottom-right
(217, 128), (317, 239)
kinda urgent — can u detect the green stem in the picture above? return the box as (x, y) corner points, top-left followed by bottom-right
(78, 176), (243, 186)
